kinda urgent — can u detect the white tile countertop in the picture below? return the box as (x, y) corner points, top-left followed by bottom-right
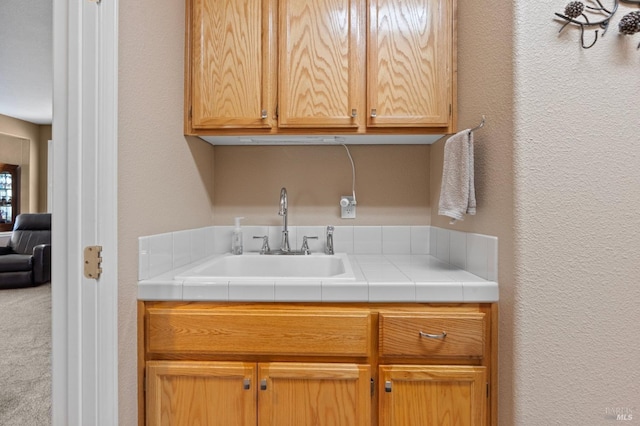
(138, 253), (498, 303)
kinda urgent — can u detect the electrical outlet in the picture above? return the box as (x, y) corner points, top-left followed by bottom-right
(340, 196), (356, 219)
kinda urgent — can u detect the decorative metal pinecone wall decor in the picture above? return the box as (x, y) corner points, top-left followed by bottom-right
(564, 1), (586, 18)
(556, 0), (640, 49)
(555, 0), (617, 49)
(619, 11), (640, 34)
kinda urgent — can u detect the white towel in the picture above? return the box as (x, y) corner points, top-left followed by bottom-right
(438, 129), (476, 223)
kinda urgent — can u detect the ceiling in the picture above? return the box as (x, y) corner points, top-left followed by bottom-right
(0, 0), (52, 125)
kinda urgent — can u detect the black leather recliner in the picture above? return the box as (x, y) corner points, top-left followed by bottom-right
(0, 213), (51, 289)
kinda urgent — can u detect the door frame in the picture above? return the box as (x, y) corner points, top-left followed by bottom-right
(51, 0), (119, 424)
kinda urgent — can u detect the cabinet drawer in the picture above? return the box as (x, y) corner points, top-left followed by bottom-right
(379, 312), (485, 358)
(147, 308), (372, 357)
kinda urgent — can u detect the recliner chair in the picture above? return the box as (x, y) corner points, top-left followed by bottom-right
(0, 213), (51, 289)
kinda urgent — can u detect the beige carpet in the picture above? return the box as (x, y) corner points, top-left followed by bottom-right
(0, 283), (51, 426)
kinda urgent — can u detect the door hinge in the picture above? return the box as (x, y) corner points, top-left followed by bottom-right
(84, 245), (103, 279)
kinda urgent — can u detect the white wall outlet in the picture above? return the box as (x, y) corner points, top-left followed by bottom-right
(340, 196), (356, 219)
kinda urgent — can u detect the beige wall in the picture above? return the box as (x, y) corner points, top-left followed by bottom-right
(432, 0), (516, 423)
(117, 0), (215, 423)
(213, 144), (430, 226)
(38, 125), (51, 212)
(0, 114), (50, 213)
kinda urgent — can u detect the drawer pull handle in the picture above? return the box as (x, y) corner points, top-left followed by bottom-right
(419, 331), (447, 339)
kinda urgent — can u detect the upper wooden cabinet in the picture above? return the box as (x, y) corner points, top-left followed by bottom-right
(187, 0), (275, 130)
(368, 0), (453, 128)
(184, 0), (456, 138)
(278, 0), (365, 129)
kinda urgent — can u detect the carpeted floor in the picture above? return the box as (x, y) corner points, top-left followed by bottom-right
(0, 283), (51, 426)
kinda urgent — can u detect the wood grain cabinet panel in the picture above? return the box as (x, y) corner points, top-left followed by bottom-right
(147, 307), (372, 357)
(145, 361), (370, 426)
(278, 0), (364, 128)
(185, 0), (456, 136)
(188, 0), (275, 130)
(259, 363), (371, 426)
(379, 312), (485, 358)
(368, 0), (454, 128)
(379, 365), (486, 426)
(140, 303), (495, 425)
(146, 361), (257, 426)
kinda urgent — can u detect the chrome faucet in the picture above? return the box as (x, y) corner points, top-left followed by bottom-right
(278, 187), (291, 252)
(325, 225), (335, 255)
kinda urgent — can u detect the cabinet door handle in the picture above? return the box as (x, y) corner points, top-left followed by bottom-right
(261, 109), (268, 119)
(260, 379), (267, 390)
(351, 108), (357, 118)
(243, 378), (251, 390)
(419, 330), (447, 339)
(370, 109), (377, 118)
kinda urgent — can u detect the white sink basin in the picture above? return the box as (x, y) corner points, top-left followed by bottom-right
(175, 253), (356, 281)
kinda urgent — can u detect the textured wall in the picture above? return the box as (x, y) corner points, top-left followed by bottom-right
(512, 2), (640, 425)
(117, 0), (215, 423)
(435, 1), (640, 424)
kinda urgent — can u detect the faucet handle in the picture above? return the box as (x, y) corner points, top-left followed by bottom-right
(253, 236), (270, 254)
(325, 226), (335, 255)
(301, 236), (318, 255)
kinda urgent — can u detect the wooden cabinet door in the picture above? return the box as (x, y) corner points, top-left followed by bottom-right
(188, 0), (275, 130)
(146, 361), (257, 426)
(368, 0), (453, 128)
(258, 362), (371, 426)
(278, 0), (364, 128)
(379, 365), (486, 426)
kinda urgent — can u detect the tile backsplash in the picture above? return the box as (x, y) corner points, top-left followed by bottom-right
(139, 225), (498, 282)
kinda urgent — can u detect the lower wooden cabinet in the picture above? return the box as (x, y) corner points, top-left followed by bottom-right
(379, 365), (486, 426)
(259, 363), (371, 426)
(140, 302), (496, 426)
(146, 361), (256, 426)
(146, 361), (370, 426)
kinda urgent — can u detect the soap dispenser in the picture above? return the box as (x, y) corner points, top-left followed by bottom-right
(231, 217), (245, 255)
